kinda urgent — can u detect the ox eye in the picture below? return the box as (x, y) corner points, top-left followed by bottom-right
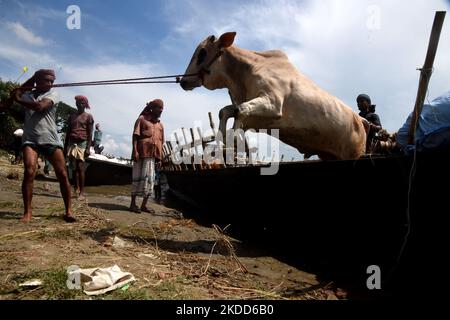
(197, 48), (207, 66)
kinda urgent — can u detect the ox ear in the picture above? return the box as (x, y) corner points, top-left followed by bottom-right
(218, 32), (236, 48)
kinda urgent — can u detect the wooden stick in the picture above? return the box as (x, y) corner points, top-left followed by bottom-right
(165, 141), (174, 170)
(189, 128), (199, 170)
(197, 127), (211, 169)
(181, 127), (190, 155)
(407, 11), (446, 145)
(161, 143), (168, 170)
(208, 112), (217, 136)
(162, 143), (173, 171)
(174, 132), (187, 170)
(181, 127), (193, 169)
(167, 141), (180, 170)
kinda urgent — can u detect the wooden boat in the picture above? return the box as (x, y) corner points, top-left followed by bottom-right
(162, 13), (449, 294)
(83, 156), (132, 186)
(163, 149), (449, 293)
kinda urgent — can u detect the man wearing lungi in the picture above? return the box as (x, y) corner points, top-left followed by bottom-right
(129, 99), (164, 213)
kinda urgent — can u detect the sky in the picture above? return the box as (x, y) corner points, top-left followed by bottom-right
(0, 0), (449, 159)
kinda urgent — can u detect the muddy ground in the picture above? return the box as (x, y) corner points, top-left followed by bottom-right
(0, 150), (347, 300)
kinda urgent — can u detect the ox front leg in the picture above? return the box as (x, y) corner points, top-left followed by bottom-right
(235, 96), (282, 123)
(218, 104), (236, 139)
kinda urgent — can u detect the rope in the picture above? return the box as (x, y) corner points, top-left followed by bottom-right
(11, 72), (199, 91)
(386, 141), (417, 286)
(52, 73), (198, 87)
(53, 80), (179, 87)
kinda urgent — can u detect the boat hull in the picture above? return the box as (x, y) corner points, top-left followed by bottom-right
(163, 151), (450, 292)
(84, 157), (132, 186)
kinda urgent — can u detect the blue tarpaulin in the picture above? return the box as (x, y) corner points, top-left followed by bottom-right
(397, 90), (450, 154)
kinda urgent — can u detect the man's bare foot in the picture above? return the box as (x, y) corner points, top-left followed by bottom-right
(129, 205), (141, 213)
(63, 214), (77, 223)
(141, 207), (155, 214)
(20, 213), (32, 222)
(78, 194), (86, 201)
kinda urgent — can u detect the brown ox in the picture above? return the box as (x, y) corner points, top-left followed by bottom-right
(180, 32), (368, 160)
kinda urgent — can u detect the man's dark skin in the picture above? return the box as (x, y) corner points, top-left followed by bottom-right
(12, 73), (73, 222)
(357, 97), (382, 132)
(130, 104), (163, 213)
(64, 99), (93, 200)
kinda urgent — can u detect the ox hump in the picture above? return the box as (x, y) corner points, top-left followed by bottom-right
(254, 50), (288, 60)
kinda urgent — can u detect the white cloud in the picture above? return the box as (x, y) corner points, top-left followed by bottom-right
(101, 134), (133, 158)
(52, 61), (232, 158)
(0, 44), (54, 66)
(5, 22), (47, 46)
(164, 0), (450, 155)
(2, 0), (450, 161)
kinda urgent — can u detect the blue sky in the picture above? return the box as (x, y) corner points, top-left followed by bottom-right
(1, 0), (450, 159)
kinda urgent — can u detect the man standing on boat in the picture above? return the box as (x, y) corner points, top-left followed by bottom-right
(64, 95), (94, 201)
(357, 94), (382, 153)
(9, 69), (75, 222)
(129, 99), (164, 213)
(93, 123), (104, 154)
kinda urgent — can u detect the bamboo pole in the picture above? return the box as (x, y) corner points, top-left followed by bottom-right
(407, 11), (446, 145)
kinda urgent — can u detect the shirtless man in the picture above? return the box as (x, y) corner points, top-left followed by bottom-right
(64, 95), (94, 200)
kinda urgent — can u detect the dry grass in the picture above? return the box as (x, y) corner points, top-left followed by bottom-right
(0, 150), (340, 300)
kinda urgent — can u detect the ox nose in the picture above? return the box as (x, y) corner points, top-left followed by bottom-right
(180, 79), (189, 90)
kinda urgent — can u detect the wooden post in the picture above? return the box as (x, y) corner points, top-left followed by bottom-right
(190, 127), (201, 170)
(162, 143), (168, 170)
(208, 112), (217, 136)
(174, 132), (187, 170)
(196, 126), (205, 148)
(167, 141), (180, 171)
(407, 11), (446, 145)
(196, 127), (210, 169)
(163, 143), (174, 171)
(181, 127), (193, 170)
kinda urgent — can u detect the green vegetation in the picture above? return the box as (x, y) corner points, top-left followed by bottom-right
(2, 268), (151, 300)
(0, 79), (22, 149)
